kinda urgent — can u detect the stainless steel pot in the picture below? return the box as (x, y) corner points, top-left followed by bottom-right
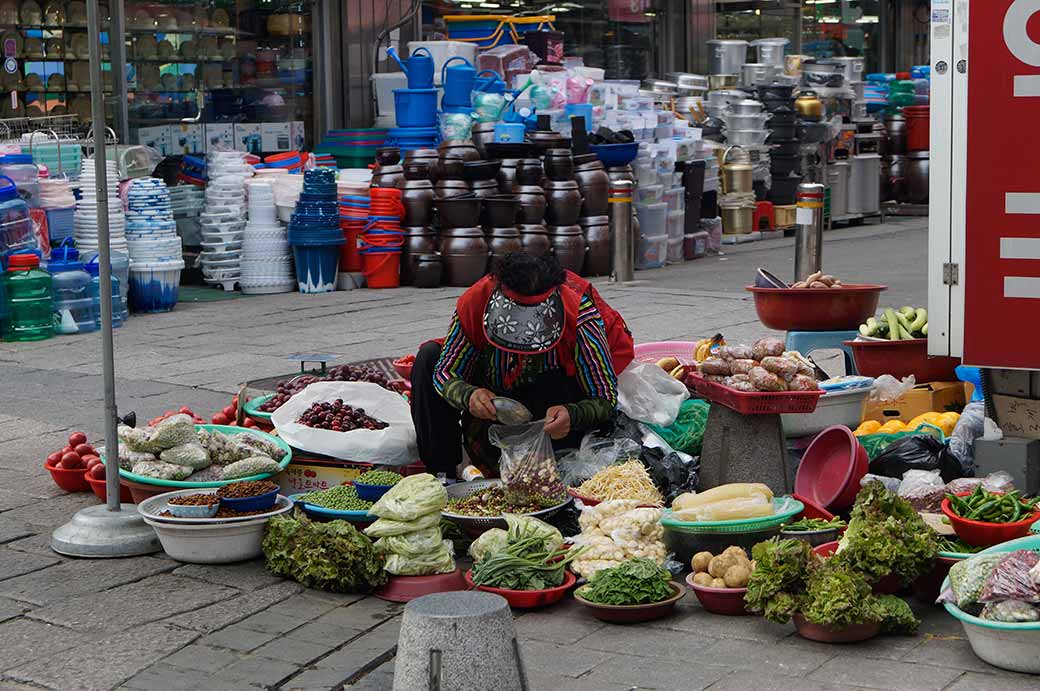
(802, 62), (844, 88)
(848, 154), (881, 214)
(706, 39), (749, 75)
(753, 38), (789, 67)
(726, 130), (770, 147)
(728, 98), (765, 115)
(828, 160), (850, 218)
(668, 72), (708, 93)
(740, 63), (778, 88)
(884, 114), (907, 155)
(822, 56), (864, 83)
(721, 113), (771, 130)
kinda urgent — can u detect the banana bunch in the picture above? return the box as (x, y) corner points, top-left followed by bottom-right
(656, 357), (686, 380)
(693, 334), (726, 362)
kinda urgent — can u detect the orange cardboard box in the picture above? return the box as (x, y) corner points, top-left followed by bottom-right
(861, 381), (971, 425)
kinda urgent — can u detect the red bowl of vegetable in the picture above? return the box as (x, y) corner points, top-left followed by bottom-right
(393, 355), (415, 382)
(464, 569), (577, 609)
(792, 613), (882, 643)
(940, 492), (1040, 547)
(573, 581), (685, 623)
(812, 541), (902, 594)
(44, 457), (90, 492)
(684, 574), (751, 616)
(746, 284), (886, 331)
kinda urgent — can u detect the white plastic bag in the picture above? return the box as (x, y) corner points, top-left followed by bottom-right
(617, 362), (690, 426)
(271, 381), (417, 465)
(868, 374), (916, 403)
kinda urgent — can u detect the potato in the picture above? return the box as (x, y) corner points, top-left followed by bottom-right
(708, 554), (736, 578)
(710, 578), (727, 589)
(692, 572), (714, 587)
(724, 564), (751, 588)
(722, 546), (748, 561)
(691, 551), (713, 574)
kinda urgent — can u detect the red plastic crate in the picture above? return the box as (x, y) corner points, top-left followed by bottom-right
(687, 374), (824, 415)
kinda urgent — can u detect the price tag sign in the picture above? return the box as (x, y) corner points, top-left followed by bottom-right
(795, 206), (814, 225)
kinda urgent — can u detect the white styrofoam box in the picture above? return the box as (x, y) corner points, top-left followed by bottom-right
(371, 72), (407, 118)
(261, 123), (292, 152)
(205, 123), (235, 151)
(171, 124), (204, 154)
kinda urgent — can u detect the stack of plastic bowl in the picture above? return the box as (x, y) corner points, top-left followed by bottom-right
(168, 184), (205, 217)
(198, 151), (253, 291)
(240, 180), (294, 294)
(74, 158), (127, 257)
(288, 168), (342, 293)
(122, 178), (185, 313)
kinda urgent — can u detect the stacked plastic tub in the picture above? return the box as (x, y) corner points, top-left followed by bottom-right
(288, 168), (342, 293)
(198, 152), (253, 291)
(38, 178), (76, 244)
(124, 177), (185, 313)
(240, 179), (294, 294)
(73, 158), (127, 258)
(635, 201), (667, 270)
(386, 50), (441, 153)
(362, 187), (404, 289)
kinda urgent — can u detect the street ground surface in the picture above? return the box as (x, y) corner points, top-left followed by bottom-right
(0, 217), (1033, 691)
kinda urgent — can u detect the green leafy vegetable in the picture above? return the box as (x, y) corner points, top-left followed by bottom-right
(834, 480), (939, 585)
(937, 536), (986, 554)
(800, 563), (876, 630)
(470, 516), (577, 591)
(263, 510), (386, 592)
(873, 595), (920, 634)
(745, 538), (812, 623)
(580, 558), (673, 606)
(782, 517), (846, 532)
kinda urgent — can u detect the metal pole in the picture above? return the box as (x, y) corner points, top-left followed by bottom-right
(793, 182), (825, 283)
(86, 0), (119, 511)
(609, 180), (634, 283)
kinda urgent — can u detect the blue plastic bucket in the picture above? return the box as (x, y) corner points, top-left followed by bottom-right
(128, 260), (184, 313)
(292, 243), (341, 293)
(493, 122), (525, 143)
(394, 89), (439, 128)
(565, 103), (595, 131)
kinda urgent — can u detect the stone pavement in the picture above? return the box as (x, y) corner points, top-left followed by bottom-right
(0, 217), (1033, 690)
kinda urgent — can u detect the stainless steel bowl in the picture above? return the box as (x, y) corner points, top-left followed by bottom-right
(442, 479), (572, 536)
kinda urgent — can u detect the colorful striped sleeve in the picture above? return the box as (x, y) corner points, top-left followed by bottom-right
(433, 312), (480, 411)
(566, 293), (618, 428)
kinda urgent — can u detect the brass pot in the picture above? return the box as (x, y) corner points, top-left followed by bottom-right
(720, 203), (755, 235)
(794, 91), (825, 120)
(721, 162), (753, 195)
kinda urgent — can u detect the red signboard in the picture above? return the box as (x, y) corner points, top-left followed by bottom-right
(963, 0), (1040, 368)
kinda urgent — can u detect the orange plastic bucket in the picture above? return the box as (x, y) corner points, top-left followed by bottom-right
(341, 221), (364, 272)
(362, 249), (401, 289)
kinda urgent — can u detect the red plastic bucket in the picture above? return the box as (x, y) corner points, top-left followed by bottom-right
(341, 220), (364, 271)
(370, 187), (405, 217)
(363, 249), (402, 289)
(903, 105), (929, 152)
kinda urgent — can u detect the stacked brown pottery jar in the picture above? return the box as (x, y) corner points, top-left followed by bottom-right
(514, 159), (547, 225)
(464, 160), (502, 205)
(436, 193), (487, 287)
(398, 162), (437, 286)
(580, 215), (610, 276)
(371, 147), (404, 189)
(543, 148), (585, 274)
(574, 153), (610, 276)
(483, 194), (521, 269)
(498, 159), (520, 194)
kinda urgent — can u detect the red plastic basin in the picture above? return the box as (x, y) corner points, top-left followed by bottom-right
(940, 492), (1040, 547)
(812, 541), (902, 594)
(903, 105), (930, 152)
(793, 613), (881, 643)
(746, 284), (886, 331)
(374, 569), (468, 603)
(464, 569), (576, 608)
(795, 426), (867, 512)
(85, 474), (133, 503)
(44, 458), (90, 493)
(685, 574), (751, 616)
(846, 338), (960, 382)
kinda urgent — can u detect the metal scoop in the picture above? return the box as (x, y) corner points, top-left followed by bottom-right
(491, 397), (533, 426)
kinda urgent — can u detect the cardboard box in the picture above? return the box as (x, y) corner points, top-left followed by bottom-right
(261, 122), (292, 152)
(204, 123), (235, 151)
(233, 123), (263, 154)
(135, 126), (172, 155)
(974, 436), (1040, 494)
(861, 381), (971, 424)
(991, 394), (1040, 440)
(171, 124), (204, 155)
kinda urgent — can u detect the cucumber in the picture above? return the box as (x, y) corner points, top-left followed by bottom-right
(899, 306), (916, 318)
(895, 311), (916, 339)
(885, 308), (901, 341)
(909, 308), (928, 333)
(922, 323), (929, 336)
(859, 324), (873, 337)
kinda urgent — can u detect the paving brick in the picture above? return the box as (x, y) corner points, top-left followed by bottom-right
(807, 655), (964, 691)
(579, 655), (728, 690)
(165, 580), (303, 633)
(704, 670), (869, 691)
(699, 636), (837, 676)
(265, 592), (342, 621)
(0, 489), (37, 511)
(172, 561), (284, 591)
(121, 663), (214, 691)
(4, 531), (70, 557)
(253, 636), (338, 664)
(163, 644), (244, 673)
(286, 620), (365, 647)
(5, 621), (198, 691)
(313, 597), (402, 631)
(518, 639), (612, 678)
(944, 671), (1040, 690)
(212, 655), (300, 686)
(236, 609), (307, 635)
(309, 618), (401, 679)
(0, 517), (33, 545)
(0, 554), (174, 605)
(900, 636), (996, 674)
(649, 600), (795, 642)
(281, 667), (353, 690)
(28, 574), (237, 633)
(0, 546), (59, 581)
(200, 624), (280, 653)
(0, 596), (29, 623)
(513, 600), (606, 645)
(577, 624), (720, 661)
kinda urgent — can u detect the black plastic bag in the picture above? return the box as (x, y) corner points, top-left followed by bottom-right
(641, 447), (700, 503)
(868, 435), (962, 483)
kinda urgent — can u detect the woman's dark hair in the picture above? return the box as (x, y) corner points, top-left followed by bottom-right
(492, 252), (566, 295)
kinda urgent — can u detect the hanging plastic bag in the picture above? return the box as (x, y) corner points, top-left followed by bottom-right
(617, 362), (690, 427)
(646, 399), (710, 455)
(868, 434), (962, 483)
(947, 401), (986, 474)
(270, 381), (417, 465)
(489, 421), (565, 503)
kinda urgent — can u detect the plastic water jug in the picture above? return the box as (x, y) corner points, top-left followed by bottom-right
(441, 56), (477, 108)
(2, 252), (53, 341)
(0, 175), (34, 255)
(87, 251), (130, 314)
(84, 261), (124, 329)
(46, 246), (96, 335)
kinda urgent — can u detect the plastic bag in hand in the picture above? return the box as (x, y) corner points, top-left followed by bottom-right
(868, 434), (962, 483)
(617, 362), (690, 426)
(980, 550), (1040, 603)
(489, 421), (565, 503)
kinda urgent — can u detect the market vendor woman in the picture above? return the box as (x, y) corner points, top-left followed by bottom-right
(411, 253), (633, 479)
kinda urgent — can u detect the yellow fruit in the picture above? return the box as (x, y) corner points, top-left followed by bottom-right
(936, 419), (957, 436)
(878, 420), (906, 433)
(854, 420), (881, 436)
(906, 414), (932, 431)
(941, 411), (961, 421)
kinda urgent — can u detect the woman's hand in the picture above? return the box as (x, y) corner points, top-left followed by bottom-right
(544, 405), (571, 440)
(468, 388), (498, 420)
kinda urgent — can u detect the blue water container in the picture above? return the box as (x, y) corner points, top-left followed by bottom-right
(84, 261), (124, 329)
(46, 246), (96, 335)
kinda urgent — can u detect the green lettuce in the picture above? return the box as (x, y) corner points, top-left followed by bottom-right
(801, 563), (877, 629)
(745, 538), (812, 623)
(834, 480), (939, 585)
(263, 510), (387, 592)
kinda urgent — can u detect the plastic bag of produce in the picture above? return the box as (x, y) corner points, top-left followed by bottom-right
(364, 511), (441, 538)
(939, 554), (1004, 608)
(504, 514), (563, 552)
(897, 469), (946, 511)
(617, 362), (689, 427)
(1030, 559), (1040, 586)
(980, 600), (1040, 622)
(118, 425), (159, 453)
(159, 442), (210, 470)
(383, 539), (455, 576)
(646, 399), (710, 456)
(468, 528), (508, 561)
(234, 433), (287, 461)
(860, 473), (901, 493)
(369, 473), (447, 522)
(558, 435), (642, 487)
(980, 550), (1040, 603)
(868, 435), (962, 483)
(270, 381), (417, 466)
(489, 421), (565, 503)
(151, 414), (198, 449)
(222, 456), (281, 479)
(118, 444), (155, 471)
(571, 500), (666, 578)
(131, 460), (193, 481)
(373, 527), (445, 559)
(639, 447), (699, 504)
